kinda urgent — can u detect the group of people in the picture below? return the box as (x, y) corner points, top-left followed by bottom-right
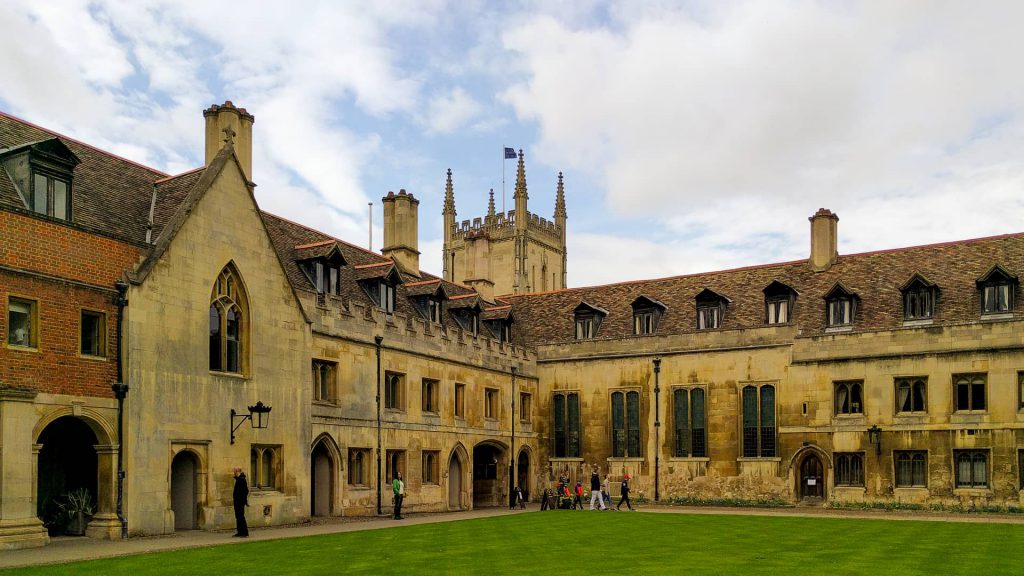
(538, 467), (635, 512)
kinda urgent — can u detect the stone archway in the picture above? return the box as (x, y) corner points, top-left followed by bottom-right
(472, 441), (507, 508)
(36, 416), (99, 536)
(171, 451), (199, 530)
(516, 448), (531, 501)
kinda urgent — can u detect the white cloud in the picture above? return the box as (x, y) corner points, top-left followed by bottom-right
(424, 87), (484, 134)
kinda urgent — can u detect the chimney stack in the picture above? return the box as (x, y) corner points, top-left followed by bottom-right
(381, 189), (421, 276)
(204, 101), (254, 181)
(462, 231), (495, 301)
(809, 208), (839, 272)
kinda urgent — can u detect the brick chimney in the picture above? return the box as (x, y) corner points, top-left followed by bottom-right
(809, 208), (839, 272)
(381, 190), (420, 276)
(204, 101), (254, 181)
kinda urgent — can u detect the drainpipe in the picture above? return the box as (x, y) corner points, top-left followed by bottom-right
(111, 280), (129, 539)
(653, 357), (661, 503)
(508, 367), (517, 509)
(374, 335), (383, 516)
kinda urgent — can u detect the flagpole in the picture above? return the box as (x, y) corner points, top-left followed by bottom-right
(502, 145), (506, 214)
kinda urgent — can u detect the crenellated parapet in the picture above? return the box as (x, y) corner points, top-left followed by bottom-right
(452, 210), (562, 243)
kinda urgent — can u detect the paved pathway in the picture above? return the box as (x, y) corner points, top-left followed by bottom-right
(3, 505), (1023, 570)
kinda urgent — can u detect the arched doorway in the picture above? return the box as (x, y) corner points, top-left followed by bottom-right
(311, 441), (334, 517)
(171, 451), (198, 530)
(37, 416), (98, 536)
(448, 454), (462, 510)
(799, 452), (825, 501)
(472, 442), (506, 508)
(517, 449), (530, 501)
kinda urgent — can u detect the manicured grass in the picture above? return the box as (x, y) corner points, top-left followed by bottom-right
(7, 511), (1024, 575)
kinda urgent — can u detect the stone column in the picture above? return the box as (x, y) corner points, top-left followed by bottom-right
(85, 444), (121, 540)
(0, 391), (49, 549)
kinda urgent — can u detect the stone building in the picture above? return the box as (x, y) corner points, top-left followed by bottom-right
(3, 99), (1024, 550)
(441, 151), (567, 297)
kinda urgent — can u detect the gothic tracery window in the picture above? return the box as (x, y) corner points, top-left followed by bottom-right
(210, 264), (248, 374)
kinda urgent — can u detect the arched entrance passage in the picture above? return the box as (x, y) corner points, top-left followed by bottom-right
(472, 442), (507, 508)
(517, 449), (530, 500)
(448, 454), (463, 510)
(311, 439), (335, 517)
(798, 452), (825, 501)
(171, 451), (199, 530)
(37, 416), (98, 535)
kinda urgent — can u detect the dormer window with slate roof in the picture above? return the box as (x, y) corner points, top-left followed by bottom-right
(631, 295), (665, 336)
(574, 302), (607, 340)
(448, 295), (482, 337)
(0, 138), (79, 221)
(977, 265), (1017, 317)
(695, 289), (729, 330)
(354, 262), (400, 316)
(405, 280), (447, 325)
(763, 280), (797, 325)
(296, 241), (346, 305)
(428, 297), (443, 323)
(824, 283), (859, 329)
(901, 274), (938, 322)
(378, 280), (396, 315)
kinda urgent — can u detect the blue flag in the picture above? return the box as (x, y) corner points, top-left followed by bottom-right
(504, 147), (517, 159)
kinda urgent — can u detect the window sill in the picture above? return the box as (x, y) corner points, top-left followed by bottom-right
(384, 408), (406, 414)
(895, 411), (929, 417)
(421, 411), (440, 417)
(736, 457), (782, 463)
(607, 457), (644, 462)
(980, 312), (1013, 322)
(79, 353), (109, 362)
(893, 486), (928, 492)
(668, 456), (709, 463)
(313, 400), (338, 407)
(953, 488), (992, 497)
(210, 370), (247, 380)
(4, 344), (39, 353)
(549, 457), (584, 462)
(824, 325), (853, 333)
(347, 484), (371, 491)
(901, 318), (934, 327)
(249, 488), (282, 495)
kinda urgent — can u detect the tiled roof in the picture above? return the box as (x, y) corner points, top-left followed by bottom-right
(506, 233), (1024, 346)
(151, 168), (205, 242)
(0, 112), (166, 243)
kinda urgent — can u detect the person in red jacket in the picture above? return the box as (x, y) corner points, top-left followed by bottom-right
(572, 482), (584, 510)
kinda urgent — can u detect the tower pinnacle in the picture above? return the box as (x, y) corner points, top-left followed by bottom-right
(554, 171), (567, 220)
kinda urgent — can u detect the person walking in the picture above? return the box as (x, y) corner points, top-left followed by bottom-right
(589, 467), (606, 510)
(232, 467), (249, 537)
(540, 487), (552, 511)
(616, 474), (635, 511)
(572, 481), (584, 510)
(392, 471), (405, 519)
(601, 474), (611, 509)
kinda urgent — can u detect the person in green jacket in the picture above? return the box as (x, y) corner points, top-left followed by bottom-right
(392, 472), (405, 519)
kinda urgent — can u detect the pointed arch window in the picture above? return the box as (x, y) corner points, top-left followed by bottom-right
(210, 265), (249, 374)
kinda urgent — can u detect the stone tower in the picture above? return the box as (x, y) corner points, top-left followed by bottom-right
(441, 150), (568, 296)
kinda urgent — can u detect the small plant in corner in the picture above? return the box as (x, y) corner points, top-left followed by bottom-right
(57, 488), (95, 536)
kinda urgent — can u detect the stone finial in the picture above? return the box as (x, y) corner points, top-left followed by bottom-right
(221, 126), (236, 148)
(487, 188), (496, 219)
(443, 168), (456, 216)
(554, 171), (567, 220)
(513, 149), (528, 201)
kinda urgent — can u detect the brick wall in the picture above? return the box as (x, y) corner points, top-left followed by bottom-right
(0, 210), (142, 396)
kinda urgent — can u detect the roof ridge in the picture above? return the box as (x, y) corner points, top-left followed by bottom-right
(294, 239), (336, 249)
(261, 210), (388, 261)
(154, 166), (205, 184)
(0, 110), (169, 178)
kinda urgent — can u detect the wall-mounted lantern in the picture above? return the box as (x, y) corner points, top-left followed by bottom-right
(230, 401), (272, 444)
(867, 424), (882, 456)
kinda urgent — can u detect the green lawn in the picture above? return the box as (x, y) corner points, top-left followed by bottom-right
(7, 511), (1024, 575)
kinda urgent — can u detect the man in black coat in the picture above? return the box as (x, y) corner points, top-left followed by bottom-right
(232, 467), (249, 537)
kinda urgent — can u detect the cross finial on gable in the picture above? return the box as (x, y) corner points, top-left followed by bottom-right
(222, 125), (236, 148)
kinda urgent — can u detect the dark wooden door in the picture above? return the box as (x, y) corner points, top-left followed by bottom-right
(800, 454), (824, 499)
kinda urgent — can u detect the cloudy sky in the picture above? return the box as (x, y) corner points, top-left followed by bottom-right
(2, 1), (1023, 288)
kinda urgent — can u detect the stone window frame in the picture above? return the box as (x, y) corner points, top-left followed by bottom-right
(672, 385), (707, 458)
(6, 294), (40, 350)
(312, 359), (337, 404)
(834, 452), (865, 487)
(552, 390), (582, 458)
(894, 450), (927, 488)
(833, 380), (864, 416)
(348, 448), (371, 486)
(386, 449), (406, 483)
(384, 371), (406, 412)
(454, 383), (466, 420)
(422, 450), (440, 485)
(952, 373), (987, 413)
(421, 377), (440, 415)
(484, 388), (499, 420)
(250, 445), (282, 491)
(611, 388), (642, 458)
(209, 264), (249, 376)
(739, 382), (776, 459)
(953, 449), (989, 489)
(78, 307), (107, 358)
(895, 376), (928, 414)
(519, 392), (532, 423)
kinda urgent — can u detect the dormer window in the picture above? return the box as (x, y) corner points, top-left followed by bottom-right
(378, 280), (396, 314)
(302, 259), (341, 296)
(0, 138), (79, 222)
(574, 302), (607, 340)
(695, 289), (729, 330)
(977, 265), (1017, 316)
(428, 297), (442, 323)
(763, 281), (797, 325)
(631, 295), (666, 335)
(468, 309), (479, 336)
(901, 275), (938, 321)
(824, 283), (859, 327)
